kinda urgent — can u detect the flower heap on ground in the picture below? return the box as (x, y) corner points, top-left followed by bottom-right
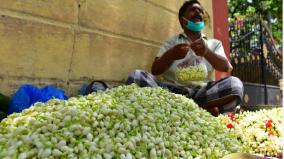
(0, 84), (241, 159)
(217, 108), (283, 157)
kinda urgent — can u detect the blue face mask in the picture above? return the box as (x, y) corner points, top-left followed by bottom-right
(183, 17), (205, 32)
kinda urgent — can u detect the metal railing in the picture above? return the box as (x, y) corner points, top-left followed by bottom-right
(229, 16), (282, 86)
(229, 15), (282, 105)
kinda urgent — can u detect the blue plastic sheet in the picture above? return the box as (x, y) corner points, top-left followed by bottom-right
(8, 84), (67, 114)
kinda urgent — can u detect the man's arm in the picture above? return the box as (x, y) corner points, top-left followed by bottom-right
(191, 39), (232, 72)
(151, 43), (190, 75)
(203, 48), (232, 72)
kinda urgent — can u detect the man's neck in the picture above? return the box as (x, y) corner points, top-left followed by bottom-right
(184, 30), (202, 42)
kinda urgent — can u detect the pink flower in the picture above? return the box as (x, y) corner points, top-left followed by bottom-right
(225, 112), (231, 117)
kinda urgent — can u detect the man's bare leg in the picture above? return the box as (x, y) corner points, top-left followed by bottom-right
(200, 95), (238, 116)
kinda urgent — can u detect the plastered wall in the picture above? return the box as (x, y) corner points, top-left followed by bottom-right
(0, 0), (213, 96)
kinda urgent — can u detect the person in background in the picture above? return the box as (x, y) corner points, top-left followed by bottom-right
(126, 0), (244, 116)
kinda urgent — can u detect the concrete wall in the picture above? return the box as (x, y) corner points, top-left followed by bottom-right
(0, 0), (213, 96)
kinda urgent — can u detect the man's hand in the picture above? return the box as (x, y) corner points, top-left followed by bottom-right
(170, 43), (190, 60)
(151, 43), (190, 75)
(190, 39), (207, 57)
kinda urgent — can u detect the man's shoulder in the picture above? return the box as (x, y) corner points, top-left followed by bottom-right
(204, 37), (222, 47)
(204, 36), (221, 43)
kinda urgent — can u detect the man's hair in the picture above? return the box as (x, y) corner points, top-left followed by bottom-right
(178, 0), (201, 19)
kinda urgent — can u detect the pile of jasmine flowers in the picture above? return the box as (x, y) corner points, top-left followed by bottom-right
(176, 63), (208, 81)
(0, 84), (241, 159)
(217, 108), (283, 157)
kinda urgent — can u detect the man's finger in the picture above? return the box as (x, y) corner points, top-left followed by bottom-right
(178, 43), (190, 46)
(181, 45), (190, 49)
(190, 38), (204, 46)
(191, 44), (203, 50)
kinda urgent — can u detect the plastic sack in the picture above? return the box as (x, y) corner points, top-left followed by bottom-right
(34, 86), (67, 103)
(8, 84), (67, 114)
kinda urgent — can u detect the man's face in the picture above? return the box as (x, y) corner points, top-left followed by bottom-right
(182, 3), (204, 24)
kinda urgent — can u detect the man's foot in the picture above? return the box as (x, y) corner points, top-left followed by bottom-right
(207, 107), (219, 116)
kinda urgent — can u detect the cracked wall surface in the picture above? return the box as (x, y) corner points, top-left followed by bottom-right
(0, 0), (213, 96)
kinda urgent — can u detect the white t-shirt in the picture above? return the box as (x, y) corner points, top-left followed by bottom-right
(157, 33), (232, 87)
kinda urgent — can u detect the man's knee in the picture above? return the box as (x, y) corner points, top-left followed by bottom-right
(229, 76), (244, 91)
(228, 76), (244, 102)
